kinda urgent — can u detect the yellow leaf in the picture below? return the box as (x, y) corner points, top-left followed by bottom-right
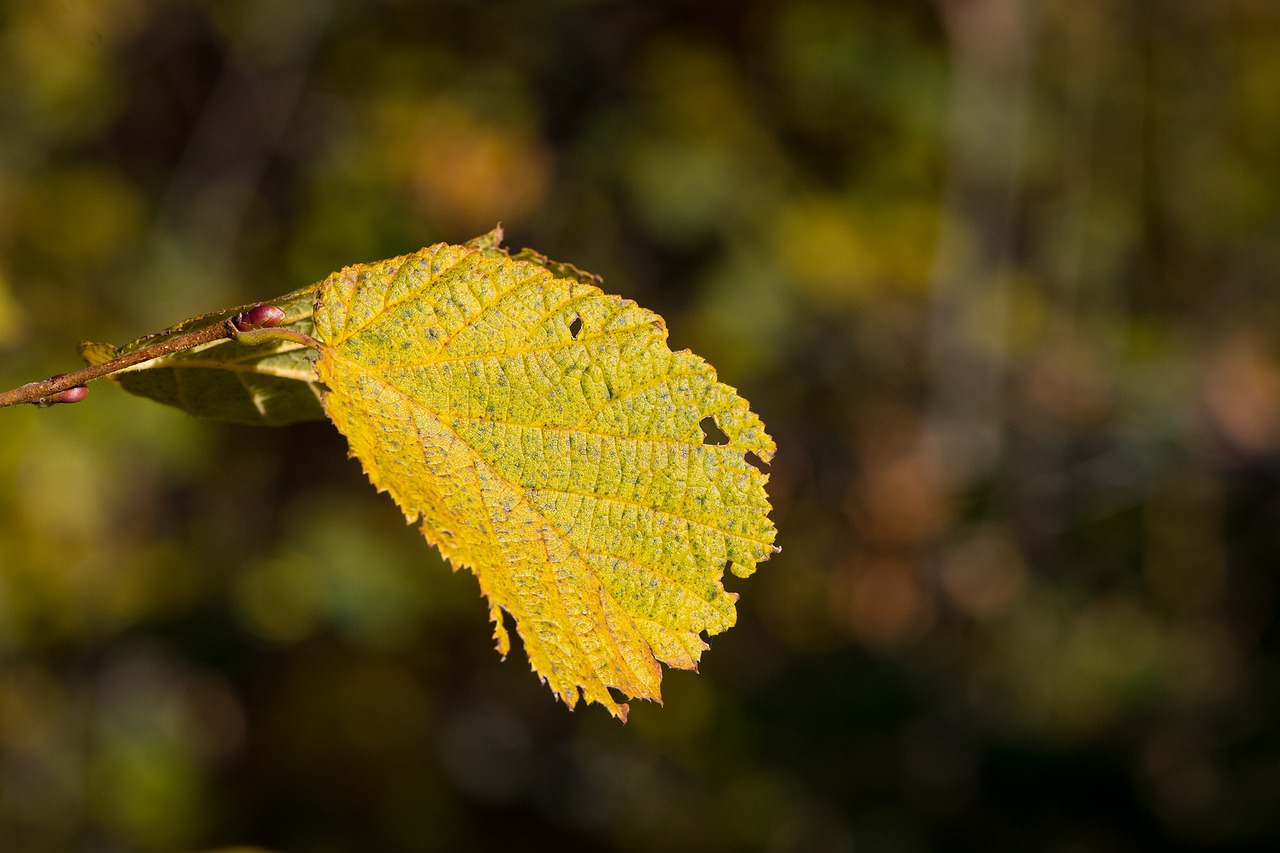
(311, 242), (776, 719)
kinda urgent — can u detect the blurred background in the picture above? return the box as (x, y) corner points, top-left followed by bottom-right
(3, 0), (1280, 850)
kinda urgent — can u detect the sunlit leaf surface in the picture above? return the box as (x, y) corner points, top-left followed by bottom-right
(312, 242), (777, 718)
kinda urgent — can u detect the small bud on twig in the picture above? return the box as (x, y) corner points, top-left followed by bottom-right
(48, 385), (89, 404)
(38, 375), (88, 406)
(1, 302), (317, 411)
(231, 304), (287, 332)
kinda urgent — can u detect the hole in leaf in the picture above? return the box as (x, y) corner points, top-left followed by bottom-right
(568, 315), (583, 339)
(700, 415), (729, 445)
(744, 451), (768, 473)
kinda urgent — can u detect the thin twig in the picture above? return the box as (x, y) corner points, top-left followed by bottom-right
(0, 307), (318, 410)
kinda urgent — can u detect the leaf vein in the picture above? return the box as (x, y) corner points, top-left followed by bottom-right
(361, 320), (656, 371)
(527, 484), (771, 551)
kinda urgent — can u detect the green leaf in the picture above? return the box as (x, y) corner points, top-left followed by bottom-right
(311, 242), (777, 719)
(79, 285), (325, 425)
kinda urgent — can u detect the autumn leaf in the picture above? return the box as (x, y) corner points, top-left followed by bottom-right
(9, 232), (780, 719)
(310, 241), (777, 719)
(78, 285), (325, 425)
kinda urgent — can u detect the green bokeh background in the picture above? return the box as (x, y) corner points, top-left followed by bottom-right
(4, 1), (1280, 850)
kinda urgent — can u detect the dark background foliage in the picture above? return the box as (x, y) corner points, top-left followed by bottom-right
(3, 1), (1280, 850)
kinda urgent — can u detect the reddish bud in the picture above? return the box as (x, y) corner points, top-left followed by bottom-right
(232, 304), (287, 331)
(49, 385), (89, 404)
(40, 377), (88, 405)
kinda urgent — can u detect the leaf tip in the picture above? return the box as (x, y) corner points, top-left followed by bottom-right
(77, 340), (119, 367)
(465, 224), (506, 253)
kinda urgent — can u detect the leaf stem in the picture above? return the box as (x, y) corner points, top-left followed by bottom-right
(0, 307), (320, 410)
(231, 326), (321, 350)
